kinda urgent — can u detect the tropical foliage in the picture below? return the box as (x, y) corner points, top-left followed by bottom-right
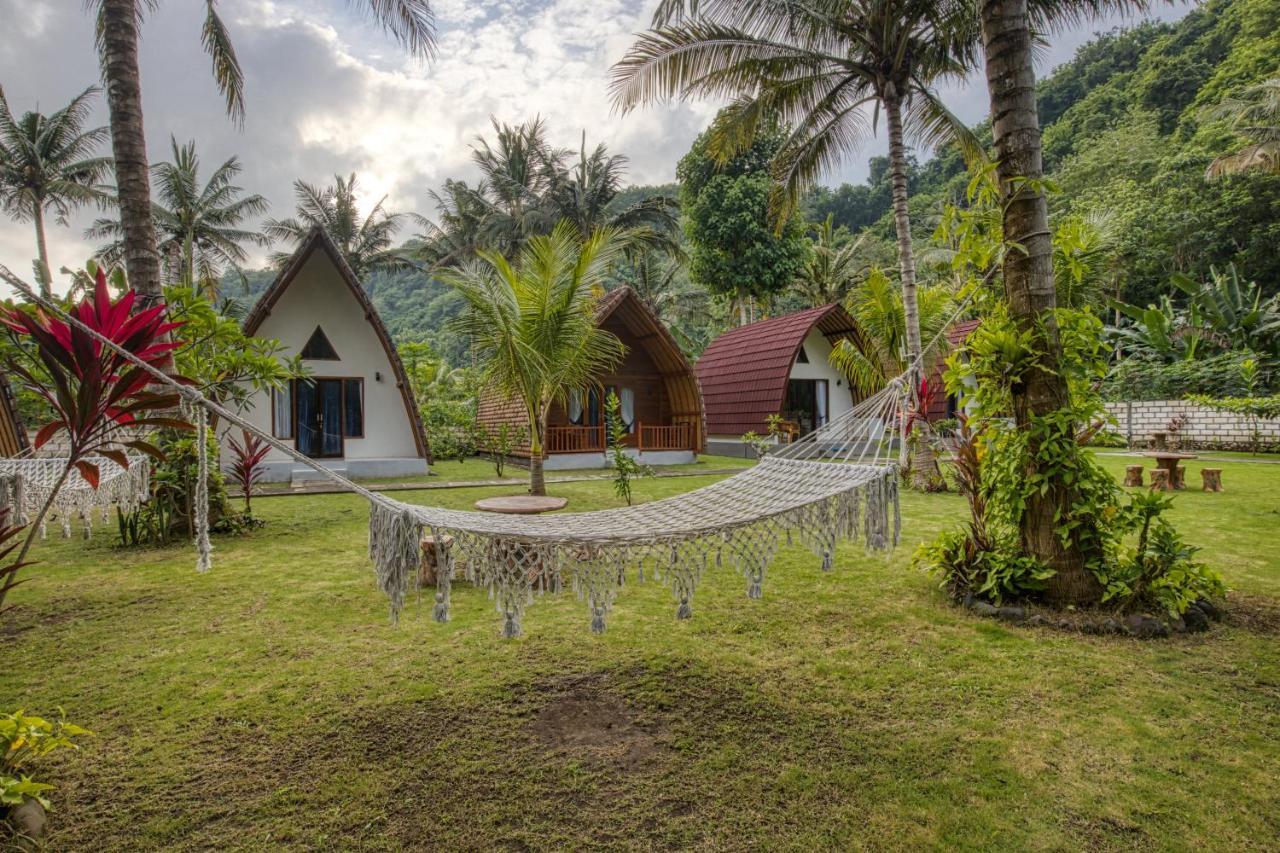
(264, 174), (406, 277)
(442, 223), (626, 495)
(1, 709), (91, 811)
(417, 118), (680, 267)
(0, 86), (111, 296)
(0, 264), (190, 608)
(87, 137), (269, 297)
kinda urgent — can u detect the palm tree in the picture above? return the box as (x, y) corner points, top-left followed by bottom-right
(613, 0), (979, 388)
(794, 215), (872, 307)
(441, 223), (627, 496)
(1206, 77), (1280, 178)
(419, 120), (682, 267)
(547, 134), (681, 256)
(89, 0), (436, 304)
(0, 85), (111, 297)
(830, 268), (952, 489)
(264, 174), (406, 278)
(612, 0), (981, 478)
(976, 0), (1152, 604)
(86, 136), (269, 298)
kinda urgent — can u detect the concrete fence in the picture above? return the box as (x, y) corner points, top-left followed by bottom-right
(1103, 400), (1280, 451)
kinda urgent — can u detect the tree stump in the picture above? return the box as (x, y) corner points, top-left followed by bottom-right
(1201, 468), (1223, 492)
(1124, 465), (1144, 487)
(419, 534), (454, 587)
(1172, 465), (1186, 490)
(1149, 468), (1171, 491)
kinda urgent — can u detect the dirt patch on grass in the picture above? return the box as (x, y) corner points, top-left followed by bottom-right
(1225, 591), (1280, 635)
(526, 673), (668, 771)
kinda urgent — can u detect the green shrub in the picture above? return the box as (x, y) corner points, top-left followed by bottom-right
(1, 709), (90, 811)
(1103, 351), (1272, 401)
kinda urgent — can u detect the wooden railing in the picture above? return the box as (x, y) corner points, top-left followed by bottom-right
(545, 425), (605, 453)
(639, 423), (691, 451)
(546, 422), (695, 454)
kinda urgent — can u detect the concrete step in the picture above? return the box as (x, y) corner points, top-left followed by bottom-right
(290, 465), (347, 486)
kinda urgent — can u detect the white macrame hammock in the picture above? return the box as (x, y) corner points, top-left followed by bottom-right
(3, 271), (919, 637)
(0, 454), (151, 539)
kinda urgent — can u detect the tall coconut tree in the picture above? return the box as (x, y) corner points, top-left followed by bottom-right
(977, 0), (1151, 603)
(86, 136), (269, 298)
(441, 223), (627, 496)
(264, 174), (406, 278)
(89, 0), (436, 304)
(612, 0), (981, 476)
(547, 134), (681, 256)
(0, 85), (112, 297)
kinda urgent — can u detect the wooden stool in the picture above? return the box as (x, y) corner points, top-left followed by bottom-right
(1149, 468), (1171, 491)
(1201, 468), (1223, 492)
(419, 534), (454, 587)
(1124, 465), (1144, 487)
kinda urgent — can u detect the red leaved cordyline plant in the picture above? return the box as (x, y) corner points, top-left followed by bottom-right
(0, 508), (34, 618)
(227, 429), (270, 515)
(0, 264), (193, 611)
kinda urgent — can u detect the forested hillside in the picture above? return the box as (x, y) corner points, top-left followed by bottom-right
(230, 0), (1279, 359)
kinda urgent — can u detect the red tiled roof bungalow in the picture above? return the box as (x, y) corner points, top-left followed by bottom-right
(475, 286), (706, 469)
(695, 304), (867, 446)
(924, 318), (981, 421)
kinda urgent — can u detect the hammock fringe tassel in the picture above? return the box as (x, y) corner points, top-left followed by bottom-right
(367, 463), (899, 638)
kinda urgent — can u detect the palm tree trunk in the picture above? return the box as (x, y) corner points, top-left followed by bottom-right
(31, 204), (53, 298)
(528, 407), (547, 497)
(980, 0), (1101, 605)
(884, 92), (940, 490)
(100, 0), (163, 305)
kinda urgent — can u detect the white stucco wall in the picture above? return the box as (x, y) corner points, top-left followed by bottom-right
(220, 249), (425, 480)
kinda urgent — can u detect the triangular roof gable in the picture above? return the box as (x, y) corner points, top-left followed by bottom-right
(243, 228), (431, 461)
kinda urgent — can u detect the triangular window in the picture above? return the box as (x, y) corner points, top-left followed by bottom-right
(301, 326), (339, 360)
(796, 345), (809, 364)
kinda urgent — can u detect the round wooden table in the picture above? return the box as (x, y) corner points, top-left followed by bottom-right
(1143, 451), (1197, 490)
(473, 495), (568, 514)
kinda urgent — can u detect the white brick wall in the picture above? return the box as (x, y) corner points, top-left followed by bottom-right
(1104, 400), (1280, 451)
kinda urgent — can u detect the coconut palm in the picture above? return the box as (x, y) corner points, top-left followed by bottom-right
(0, 85), (111, 297)
(442, 223), (627, 496)
(89, 0), (436, 303)
(612, 0), (981, 485)
(794, 215), (873, 307)
(547, 134), (681, 256)
(264, 174), (406, 278)
(977, 0), (1154, 604)
(1206, 77), (1280, 179)
(419, 119), (682, 267)
(615, 251), (708, 352)
(613, 0), (980, 392)
(86, 136), (269, 298)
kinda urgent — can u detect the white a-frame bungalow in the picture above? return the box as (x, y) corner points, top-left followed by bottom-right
(227, 227), (430, 483)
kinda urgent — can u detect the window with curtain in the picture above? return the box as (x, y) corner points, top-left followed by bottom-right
(272, 383), (293, 439)
(568, 389), (583, 425)
(815, 379), (829, 427)
(342, 379), (364, 437)
(619, 387), (636, 433)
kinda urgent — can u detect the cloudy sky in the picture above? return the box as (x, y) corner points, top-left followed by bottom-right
(0, 0), (1196, 294)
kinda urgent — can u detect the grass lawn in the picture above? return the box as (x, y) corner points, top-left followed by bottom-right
(3, 454), (1278, 849)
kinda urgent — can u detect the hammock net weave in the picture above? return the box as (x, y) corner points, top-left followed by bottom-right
(2, 270), (911, 637)
(0, 455), (151, 538)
